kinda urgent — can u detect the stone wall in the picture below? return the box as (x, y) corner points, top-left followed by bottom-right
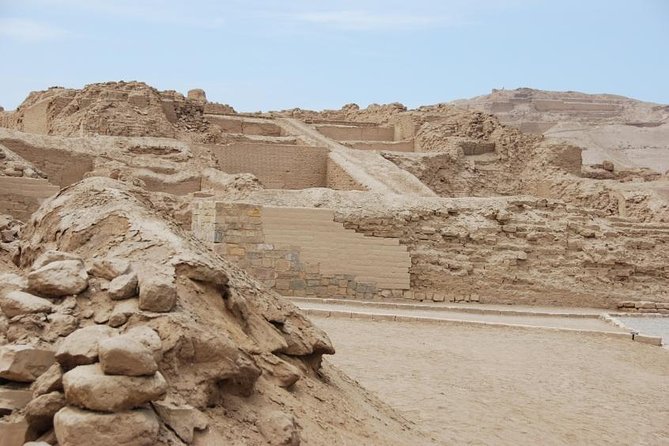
(0, 176), (60, 221)
(325, 157), (367, 191)
(192, 202), (410, 299)
(208, 143), (329, 189)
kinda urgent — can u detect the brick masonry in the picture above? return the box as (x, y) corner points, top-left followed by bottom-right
(192, 202), (411, 299)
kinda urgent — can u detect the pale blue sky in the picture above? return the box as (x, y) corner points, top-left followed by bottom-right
(0, 0), (667, 111)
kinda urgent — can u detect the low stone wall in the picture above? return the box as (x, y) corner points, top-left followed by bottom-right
(192, 202), (410, 299)
(345, 140), (415, 152)
(0, 176), (60, 221)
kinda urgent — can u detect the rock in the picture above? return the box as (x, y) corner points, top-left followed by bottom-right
(0, 417), (35, 446)
(27, 260), (88, 298)
(44, 314), (78, 339)
(259, 354), (301, 388)
(99, 336), (157, 376)
(24, 442), (51, 446)
(0, 272), (27, 292)
(108, 272), (138, 300)
(54, 406), (159, 446)
(257, 410), (301, 446)
(602, 160), (615, 172)
(0, 345), (55, 383)
(55, 325), (115, 369)
(32, 251), (83, 271)
(152, 399), (208, 443)
(138, 274), (176, 312)
(0, 291), (53, 318)
(108, 299), (138, 328)
(88, 258), (131, 280)
(187, 89), (207, 103)
(24, 391), (66, 434)
(124, 325), (162, 362)
(0, 386), (33, 416)
(31, 363), (63, 397)
(62, 364), (167, 412)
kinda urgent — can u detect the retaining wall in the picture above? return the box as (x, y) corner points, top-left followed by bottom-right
(315, 124), (395, 142)
(0, 177), (60, 221)
(192, 202), (410, 298)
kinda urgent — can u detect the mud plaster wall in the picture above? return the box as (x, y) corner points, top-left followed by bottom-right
(315, 125), (395, 142)
(0, 139), (95, 187)
(192, 202), (410, 299)
(325, 157), (366, 191)
(206, 116), (283, 137)
(0, 176), (60, 221)
(211, 143), (328, 189)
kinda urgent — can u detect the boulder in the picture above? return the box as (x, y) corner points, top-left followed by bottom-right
(99, 336), (157, 376)
(55, 325), (115, 369)
(0, 291), (53, 318)
(62, 364), (167, 412)
(88, 258), (131, 281)
(0, 386), (33, 416)
(27, 260), (88, 298)
(258, 354), (301, 388)
(31, 363), (63, 397)
(24, 391), (66, 433)
(0, 345), (55, 383)
(108, 272), (138, 300)
(138, 274), (176, 312)
(152, 399), (208, 443)
(44, 314), (78, 339)
(32, 251), (83, 271)
(54, 406), (159, 446)
(257, 410), (301, 446)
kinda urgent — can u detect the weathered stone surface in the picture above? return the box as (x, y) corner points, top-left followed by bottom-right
(54, 406), (159, 446)
(31, 363), (63, 397)
(27, 260), (88, 298)
(0, 386), (32, 416)
(257, 410), (301, 446)
(108, 299), (138, 328)
(99, 336), (157, 376)
(0, 345), (55, 383)
(0, 417), (34, 446)
(88, 258), (131, 281)
(124, 325), (163, 361)
(138, 274), (176, 312)
(44, 314), (78, 339)
(32, 251), (83, 271)
(55, 325), (115, 369)
(259, 354), (301, 388)
(108, 272), (138, 300)
(24, 391), (66, 433)
(0, 291), (53, 318)
(63, 364), (167, 412)
(152, 400), (208, 443)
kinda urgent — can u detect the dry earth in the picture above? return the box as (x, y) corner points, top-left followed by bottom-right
(315, 317), (669, 446)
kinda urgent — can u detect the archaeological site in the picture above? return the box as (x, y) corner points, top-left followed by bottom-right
(0, 81), (667, 445)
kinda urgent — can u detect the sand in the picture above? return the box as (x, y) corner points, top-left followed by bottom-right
(315, 317), (669, 445)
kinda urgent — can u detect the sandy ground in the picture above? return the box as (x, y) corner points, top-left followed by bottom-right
(315, 317), (669, 445)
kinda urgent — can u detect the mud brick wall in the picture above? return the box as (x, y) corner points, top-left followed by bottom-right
(210, 143), (328, 189)
(192, 202), (410, 299)
(0, 176), (60, 221)
(334, 198), (669, 308)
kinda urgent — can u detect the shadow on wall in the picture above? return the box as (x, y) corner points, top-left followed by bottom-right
(0, 139), (95, 187)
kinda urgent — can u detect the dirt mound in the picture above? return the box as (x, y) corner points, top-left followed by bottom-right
(0, 177), (424, 445)
(452, 88), (669, 171)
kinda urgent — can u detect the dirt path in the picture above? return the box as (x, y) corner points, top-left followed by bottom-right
(316, 317), (669, 445)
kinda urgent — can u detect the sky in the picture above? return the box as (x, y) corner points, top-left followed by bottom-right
(0, 0), (667, 111)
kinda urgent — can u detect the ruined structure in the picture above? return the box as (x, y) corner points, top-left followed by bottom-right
(0, 81), (668, 444)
